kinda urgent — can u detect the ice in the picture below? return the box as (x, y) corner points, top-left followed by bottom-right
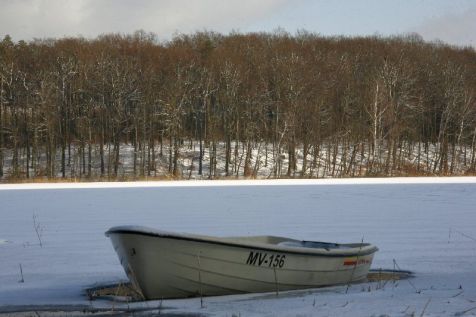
(1, 177), (476, 316)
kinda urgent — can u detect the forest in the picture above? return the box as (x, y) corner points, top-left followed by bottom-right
(0, 30), (475, 181)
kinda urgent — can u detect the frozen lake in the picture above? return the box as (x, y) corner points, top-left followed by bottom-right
(1, 177), (476, 316)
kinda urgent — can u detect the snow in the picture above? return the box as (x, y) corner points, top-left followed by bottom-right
(1, 140), (473, 181)
(1, 177), (476, 316)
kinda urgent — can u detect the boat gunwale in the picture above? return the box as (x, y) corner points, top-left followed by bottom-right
(106, 226), (378, 257)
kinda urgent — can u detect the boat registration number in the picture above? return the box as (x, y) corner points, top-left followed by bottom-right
(246, 251), (286, 268)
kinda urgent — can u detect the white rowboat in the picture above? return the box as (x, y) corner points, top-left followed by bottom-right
(106, 226), (378, 299)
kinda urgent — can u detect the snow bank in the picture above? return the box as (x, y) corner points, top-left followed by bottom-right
(1, 176), (475, 191)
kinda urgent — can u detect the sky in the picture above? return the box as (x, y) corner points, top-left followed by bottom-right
(0, 0), (475, 47)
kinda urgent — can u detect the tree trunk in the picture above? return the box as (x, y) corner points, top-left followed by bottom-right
(100, 128), (105, 177)
(61, 142), (66, 178)
(88, 124), (92, 178)
(301, 142), (309, 177)
(12, 132), (19, 177)
(331, 140), (338, 177)
(346, 143), (358, 176)
(147, 138), (153, 177)
(133, 128), (138, 176)
(25, 133), (30, 178)
(225, 136), (231, 176)
(244, 141), (252, 177)
(172, 138), (180, 177)
(168, 136), (173, 174)
(113, 139), (120, 177)
(287, 141), (296, 177)
(198, 135), (203, 175)
(81, 140), (85, 176)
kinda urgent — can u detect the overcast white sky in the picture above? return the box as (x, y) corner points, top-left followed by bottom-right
(0, 0), (475, 47)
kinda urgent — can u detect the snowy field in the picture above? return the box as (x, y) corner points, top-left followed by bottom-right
(1, 177), (476, 316)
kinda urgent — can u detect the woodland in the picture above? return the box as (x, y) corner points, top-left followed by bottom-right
(0, 31), (475, 181)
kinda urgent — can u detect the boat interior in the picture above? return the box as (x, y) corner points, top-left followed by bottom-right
(224, 235), (360, 250)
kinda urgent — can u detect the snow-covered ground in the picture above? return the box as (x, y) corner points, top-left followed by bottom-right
(1, 177), (476, 316)
(2, 140), (474, 181)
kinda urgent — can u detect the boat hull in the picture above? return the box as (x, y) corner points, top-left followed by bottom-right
(107, 228), (377, 299)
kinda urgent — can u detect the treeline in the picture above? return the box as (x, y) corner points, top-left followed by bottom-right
(0, 31), (475, 181)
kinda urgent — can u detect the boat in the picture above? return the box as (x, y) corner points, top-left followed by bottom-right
(106, 226), (378, 300)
